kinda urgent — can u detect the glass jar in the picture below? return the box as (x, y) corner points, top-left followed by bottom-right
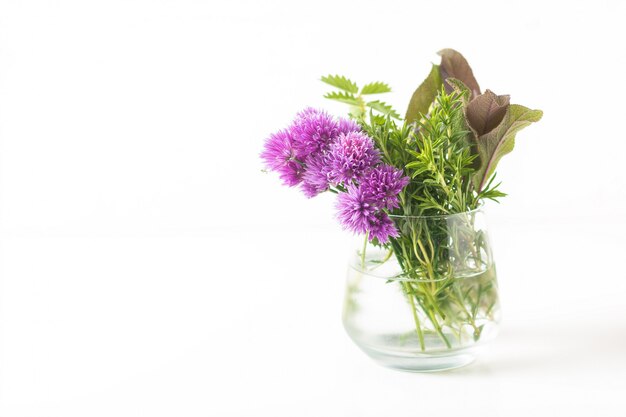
(342, 208), (501, 372)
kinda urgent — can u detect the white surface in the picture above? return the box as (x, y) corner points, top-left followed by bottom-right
(1, 1), (625, 416)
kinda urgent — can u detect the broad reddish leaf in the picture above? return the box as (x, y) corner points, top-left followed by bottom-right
(438, 49), (481, 99)
(465, 90), (510, 136)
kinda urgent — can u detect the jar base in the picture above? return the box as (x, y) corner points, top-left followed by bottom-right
(361, 347), (476, 372)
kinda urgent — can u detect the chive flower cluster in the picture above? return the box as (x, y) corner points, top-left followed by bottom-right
(261, 108), (409, 243)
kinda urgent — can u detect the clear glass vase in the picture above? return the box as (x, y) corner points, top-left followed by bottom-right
(342, 208), (501, 372)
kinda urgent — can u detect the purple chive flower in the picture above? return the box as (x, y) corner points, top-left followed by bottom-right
(327, 132), (380, 184)
(337, 117), (361, 135)
(368, 212), (399, 243)
(301, 153), (330, 198)
(336, 184), (378, 235)
(291, 108), (339, 158)
(360, 164), (410, 209)
(335, 164), (410, 243)
(260, 129), (303, 187)
(335, 184), (399, 243)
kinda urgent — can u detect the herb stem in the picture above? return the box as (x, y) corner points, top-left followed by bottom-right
(403, 282), (425, 351)
(360, 231), (369, 270)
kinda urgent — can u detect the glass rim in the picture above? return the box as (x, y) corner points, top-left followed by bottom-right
(349, 263), (487, 282)
(388, 204), (484, 220)
(373, 272), (449, 283)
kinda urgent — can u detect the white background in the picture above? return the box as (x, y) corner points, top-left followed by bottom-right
(1, 0), (625, 416)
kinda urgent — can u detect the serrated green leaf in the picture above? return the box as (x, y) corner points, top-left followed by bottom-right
(321, 75), (358, 94)
(360, 82), (392, 95)
(472, 104), (543, 191)
(366, 100), (400, 119)
(405, 64), (442, 123)
(324, 91), (359, 106)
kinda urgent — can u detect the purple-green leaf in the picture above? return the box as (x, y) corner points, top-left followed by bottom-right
(438, 49), (481, 99)
(472, 104), (543, 191)
(405, 64), (442, 123)
(465, 90), (511, 136)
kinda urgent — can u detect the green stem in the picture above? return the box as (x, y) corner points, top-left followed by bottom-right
(403, 282), (425, 351)
(360, 231), (369, 270)
(370, 249), (393, 271)
(395, 246), (445, 349)
(451, 286), (480, 337)
(423, 301), (452, 349)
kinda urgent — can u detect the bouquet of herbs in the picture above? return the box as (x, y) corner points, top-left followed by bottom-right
(261, 49), (541, 350)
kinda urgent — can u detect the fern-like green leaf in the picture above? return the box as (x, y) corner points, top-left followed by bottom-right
(361, 82), (392, 95)
(321, 75), (358, 94)
(324, 91), (360, 106)
(366, 100), (400, 119)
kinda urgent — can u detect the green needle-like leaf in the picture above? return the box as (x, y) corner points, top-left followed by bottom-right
(361, 82), (392, 95)
(444, 78), (471, 103)
(321, 75), (358, 93)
